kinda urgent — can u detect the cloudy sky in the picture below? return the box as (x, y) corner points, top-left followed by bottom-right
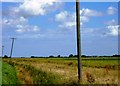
(1, 0), (119, 57)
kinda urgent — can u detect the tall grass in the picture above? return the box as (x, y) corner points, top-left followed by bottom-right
(4, 60), (62, 84)
(3, 58), (119, 84)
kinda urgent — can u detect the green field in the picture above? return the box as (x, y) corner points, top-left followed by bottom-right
(2, 57), (119, 85)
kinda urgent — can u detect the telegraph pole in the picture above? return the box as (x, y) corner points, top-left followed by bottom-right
(2, 46), (4, 57)
(10, 37), (16, 58)
(76, 0), (82, 80)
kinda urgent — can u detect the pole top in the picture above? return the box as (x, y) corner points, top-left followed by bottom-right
(10, 37), (17, 39)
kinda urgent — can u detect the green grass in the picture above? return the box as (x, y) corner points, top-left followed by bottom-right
(2, 62), (19, 84)
(0, 60), (2, 85)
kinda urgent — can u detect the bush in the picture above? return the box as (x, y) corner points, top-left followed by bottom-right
(69, 54), (73, 57)
(49, 55), (54, 58)
(4, 55), (8, 58)
(31, 56), (35, 58)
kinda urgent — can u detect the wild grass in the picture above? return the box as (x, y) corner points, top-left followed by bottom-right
(15, 66), (33, 84)
(3, 60), (62, 84)
(2, 58), (119, 84)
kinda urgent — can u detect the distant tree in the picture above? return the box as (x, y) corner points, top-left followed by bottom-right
(49, 55), (54, 58)
(112, 54), (120, 57)
(4, 55), (8, 58)
(73, 55), (78, 57)
(82, 55), (86, 57)
(57, 55), (60, 58)
(93, 56), (97, 57)
(69, 54), (73, 57)
(31, 56), (35, 58)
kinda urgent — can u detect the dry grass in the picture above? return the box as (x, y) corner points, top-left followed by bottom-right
(15, 66), (33, 84)
(3, 58), (119, 84)
(15, 60), (118, 84)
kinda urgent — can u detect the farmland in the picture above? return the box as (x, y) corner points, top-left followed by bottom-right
(2, 57), (119, 85)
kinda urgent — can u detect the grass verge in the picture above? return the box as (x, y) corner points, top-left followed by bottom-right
(0, 60), (2, 85)
(2, 62), (19, 84)
(4, 60), (62, 84)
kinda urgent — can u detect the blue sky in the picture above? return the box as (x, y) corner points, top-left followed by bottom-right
(1, 1), (119, 57)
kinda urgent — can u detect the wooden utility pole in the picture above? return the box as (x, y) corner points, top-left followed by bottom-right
(76, 0), (82, 80)
(10, 37), (16, 58)
(2, 46), (4, 57)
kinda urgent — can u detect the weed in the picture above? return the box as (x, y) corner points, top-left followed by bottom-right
(85, 72), (95, 84)
(68, 62), (73, 66)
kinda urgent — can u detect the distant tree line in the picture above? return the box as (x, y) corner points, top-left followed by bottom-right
(2, 55), (11, 58)
(30, 54), (120, 58)
(2, 54), (120, 58)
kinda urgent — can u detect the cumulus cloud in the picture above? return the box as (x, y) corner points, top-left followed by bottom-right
(55, 11), (76, 29)
(2, 16), (40, 33)
(80, 8), (103, 17)
(80, 16), (89, 24)
(107, 6), (117, 15)
(2, 16), (27, 28)
(3, 1), (117, 39)
(55, 11), (68, 22)
(55, 10), (90, 29)
(106, 25), (119, 36)
(16, 25), (40, 33)
(2, 0), (63, 35)
(55, 8), (118, 37)
(104, 19), (119, 36)
(12, 0), (62, 17)
(55, 8), (102, 29)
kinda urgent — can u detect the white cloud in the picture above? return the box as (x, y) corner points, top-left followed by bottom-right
(80, 8), (102, 26)
(2, 0), (64, 39)
(106, 25), (119, 36)
(16, 25), (40, 33)
(65, 22), (75, 27)
(104, 19), (119, 36)
(55, 10), (89, 29)
(19, 16), (27, 22)
(107, 6), (117, 15)
(12, 0), (62, 17)
(2, 17), (40, 33)
(55, 11), (76, 29)
(17, 33), (45, 39)
(2, 16), (27, 26)
(80, 8), (103, 17)
(55, 11), (68, 22)
(80, 16), (89, 23)
(55, 8), (102, 29)
(58, 22), (76, 29)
